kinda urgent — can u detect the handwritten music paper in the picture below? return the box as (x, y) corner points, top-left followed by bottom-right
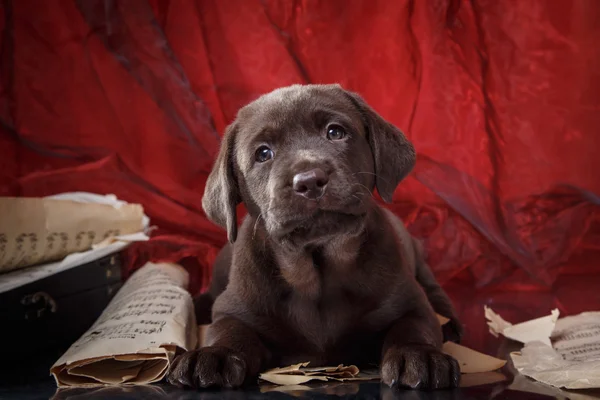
(0, 194), (145, 273)
(486, 307), (600, 390)
(51, 262), (197, 387)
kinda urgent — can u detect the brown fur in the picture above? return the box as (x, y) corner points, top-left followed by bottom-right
(168, 84), (463, 391)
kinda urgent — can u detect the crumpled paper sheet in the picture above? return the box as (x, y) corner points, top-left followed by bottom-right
(510, 373), (600, 400)
(485, 306), (560, 346)
(485, 307), (600, 390)
(0, 192), (148, 273)
(259, 363), (378, 386)
(442, 342), (506, 374)
(51, 262), (197, 387)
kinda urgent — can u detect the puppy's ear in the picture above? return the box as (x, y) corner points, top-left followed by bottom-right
(202, 122), (241, 243)
(345, 90), (416, 203)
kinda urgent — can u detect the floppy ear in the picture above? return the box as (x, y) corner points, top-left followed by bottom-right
(345, 91), (416, 203)
(201, 122), (241, 243)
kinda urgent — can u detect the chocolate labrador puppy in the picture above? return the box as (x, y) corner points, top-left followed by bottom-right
(168, 84), (463, 390)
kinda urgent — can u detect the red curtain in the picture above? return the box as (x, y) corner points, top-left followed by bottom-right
(2, 0), (599, 350)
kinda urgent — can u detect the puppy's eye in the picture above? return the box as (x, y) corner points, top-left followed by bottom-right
(255, 145), (274, 163)
(326, 125), (346, 141)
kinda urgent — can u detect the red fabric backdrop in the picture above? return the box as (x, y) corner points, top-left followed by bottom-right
(1, 0), (599, 350)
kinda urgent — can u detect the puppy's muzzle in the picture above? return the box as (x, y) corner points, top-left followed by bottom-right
(292, 168), (329, 200)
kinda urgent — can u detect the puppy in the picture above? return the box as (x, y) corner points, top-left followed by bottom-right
(168, 84), (463, 390)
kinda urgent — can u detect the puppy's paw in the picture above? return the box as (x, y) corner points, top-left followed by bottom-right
(442, 317), (464, 344)
(167, 346), (248, 389)
(381, 344), (460, 390)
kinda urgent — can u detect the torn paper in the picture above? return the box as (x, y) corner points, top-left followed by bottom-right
(259, 363), (379, 386)
(442, 342), (507, 373)
(511, 342), (600, 390)
(486, 307), (600, 389)
(510, 372), (600, 400)
(51, 262), (197, 387)
(0, 193), (147, 273)
(46, 192), (150, 230)
(485, 306), (559, 346)
(437, 312), (507, 374)
(436, 313), (450, 325)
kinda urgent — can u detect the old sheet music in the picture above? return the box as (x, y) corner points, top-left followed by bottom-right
(0, 195), (145, 273)
(486, 307), (600, 390)
(51, 262), (197, 387)
(0, 232), (149, 294)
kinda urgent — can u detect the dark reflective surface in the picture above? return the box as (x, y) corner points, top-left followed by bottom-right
(3, 351), (599, 400)
(2, 362), (600, 399)
(0, 380), (556, 400)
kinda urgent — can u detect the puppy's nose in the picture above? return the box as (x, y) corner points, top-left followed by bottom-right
(293, 168), (329, 200)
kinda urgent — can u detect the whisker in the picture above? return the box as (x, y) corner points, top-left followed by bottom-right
(353, 171), (377, 176)
(253, 213), (264, 240)
(353, 183), (374, 198)
(351, 194), (365, 206)
(353, 171), (392, 185)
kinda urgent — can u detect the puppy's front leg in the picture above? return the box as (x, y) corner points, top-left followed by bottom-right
(381, 309), (460, 390)
(167, 317), (269, 389)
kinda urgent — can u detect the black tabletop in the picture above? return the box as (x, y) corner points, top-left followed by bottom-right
(2, 340), (599, 400)
(0, 379), (561, 400)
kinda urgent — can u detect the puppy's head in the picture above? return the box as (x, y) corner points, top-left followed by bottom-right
(202, 84), (415, 243)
